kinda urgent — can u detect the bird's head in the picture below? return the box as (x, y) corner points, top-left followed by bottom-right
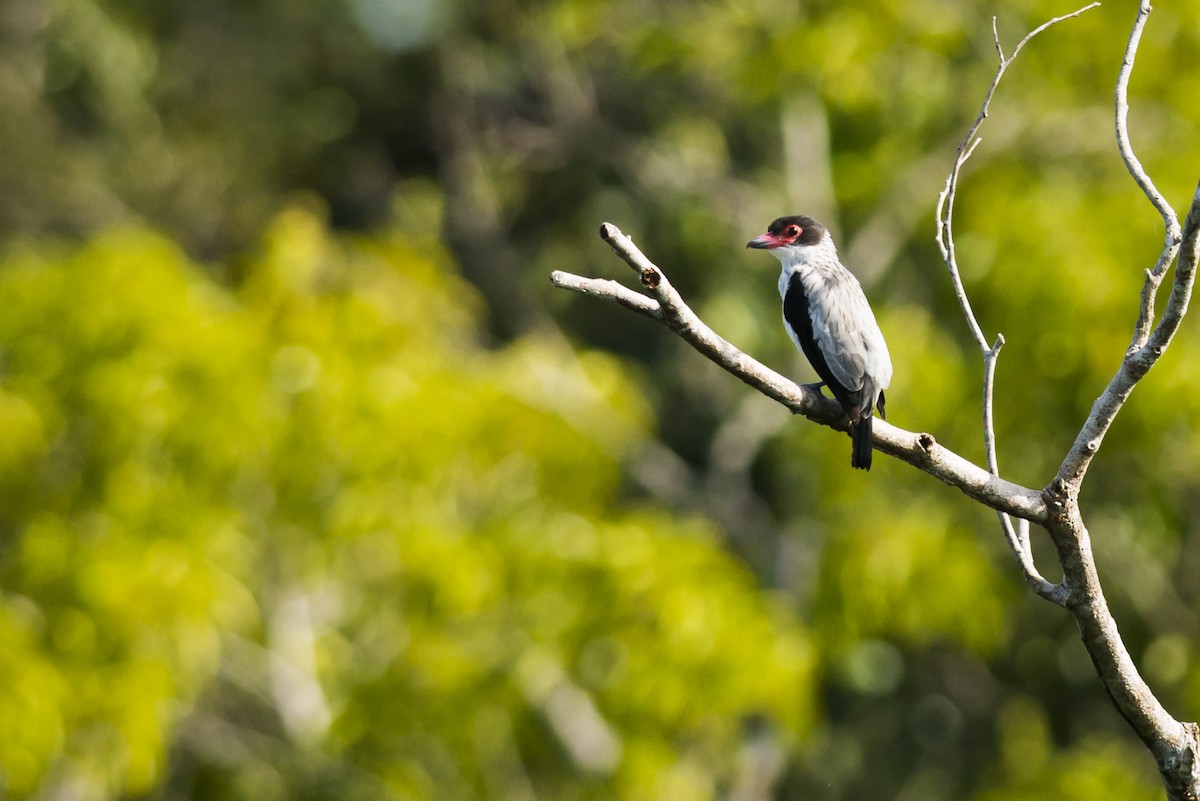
(746, 215), (828, 253)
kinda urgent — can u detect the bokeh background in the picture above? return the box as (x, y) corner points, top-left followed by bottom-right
(1, 0), (1199, 798)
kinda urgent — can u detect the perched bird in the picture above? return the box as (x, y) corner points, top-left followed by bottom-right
(747, 215), (892, 470)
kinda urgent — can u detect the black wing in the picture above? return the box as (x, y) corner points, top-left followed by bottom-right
(782, 272), (863, 420)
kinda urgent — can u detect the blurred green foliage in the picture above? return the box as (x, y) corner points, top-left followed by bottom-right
(0, 209), (818, 799)
(1, 0), (1199, 798)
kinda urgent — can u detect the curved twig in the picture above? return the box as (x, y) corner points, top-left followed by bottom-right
(936, 3), (1097, 599)
(1115, 1), (1178, 231)
(1058, 0), (1195, 486)
(1118, 1), (1185, 355)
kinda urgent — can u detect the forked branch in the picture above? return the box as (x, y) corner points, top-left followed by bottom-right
(935, 2), (1098, 596)
(552, 3), (1200, 797)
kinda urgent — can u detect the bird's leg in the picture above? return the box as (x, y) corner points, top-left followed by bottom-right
(802, 381), (827, 391)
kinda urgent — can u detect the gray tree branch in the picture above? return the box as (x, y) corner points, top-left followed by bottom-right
(551, 3), (1200, 797)
(934, 5), (1098, 603)
(1058, 0), (1196, 487)
(941, 4), (1200, 796)
(1044, 478), (1200, 800)
(552, 225), (1047, 523)
(949, 3), (1200, 797)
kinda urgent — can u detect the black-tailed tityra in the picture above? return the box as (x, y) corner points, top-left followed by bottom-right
(747, 215), (892, 470)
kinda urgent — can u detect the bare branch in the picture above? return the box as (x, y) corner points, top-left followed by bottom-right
(937, 3), (1098, 592)
(937, 0), (1101, 352)
(1031, 5), (1200, 795)
(1057, 0), (1200, 486)
(936, 1), (1100, 349)
(552, 8), (1200, 793)
(1145, 184), (1200, 353)
(980, 334), (1004, 476)
(1042, 483), (1200, 799)
(997, 513), (1065, 604)
(1118, 1), (1186, 353)
(553, 197), (1200, 796)
(549, 271), (663, 320)
(983, 330), (1063, 601)
(1115, 0), (1177, 230)
(553, 223), (1049, 523)
(1011, 3), (1101, 58)
(553, 5), (1200, 796)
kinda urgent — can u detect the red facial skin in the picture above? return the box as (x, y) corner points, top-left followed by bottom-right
(746, 222), (803, 250)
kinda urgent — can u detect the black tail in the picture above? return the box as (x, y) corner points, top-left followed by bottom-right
(851, 415), (873, 471)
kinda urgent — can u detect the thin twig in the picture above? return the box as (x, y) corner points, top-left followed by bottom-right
(1115, 1), (1177, 229)
(1044, 7), (1200, 787)
(1117, 0), (1184, 353)
(984, 329), (1061, 602)
(996, 513), (1065, 603)
(937, 0), (1101, 348)
(936, 1), (1101, 348)
(1057, 0), (1196, 486)
(981, 333), (1004, 476)
(936, 3), (1097, 594)
(549, 271), (663, 320)
(935, 138), (987, 349)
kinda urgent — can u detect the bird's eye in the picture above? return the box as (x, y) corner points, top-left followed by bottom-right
(783, 225), (801, 239)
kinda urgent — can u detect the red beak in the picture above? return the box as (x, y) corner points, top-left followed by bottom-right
(746, 233), (779, 249)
